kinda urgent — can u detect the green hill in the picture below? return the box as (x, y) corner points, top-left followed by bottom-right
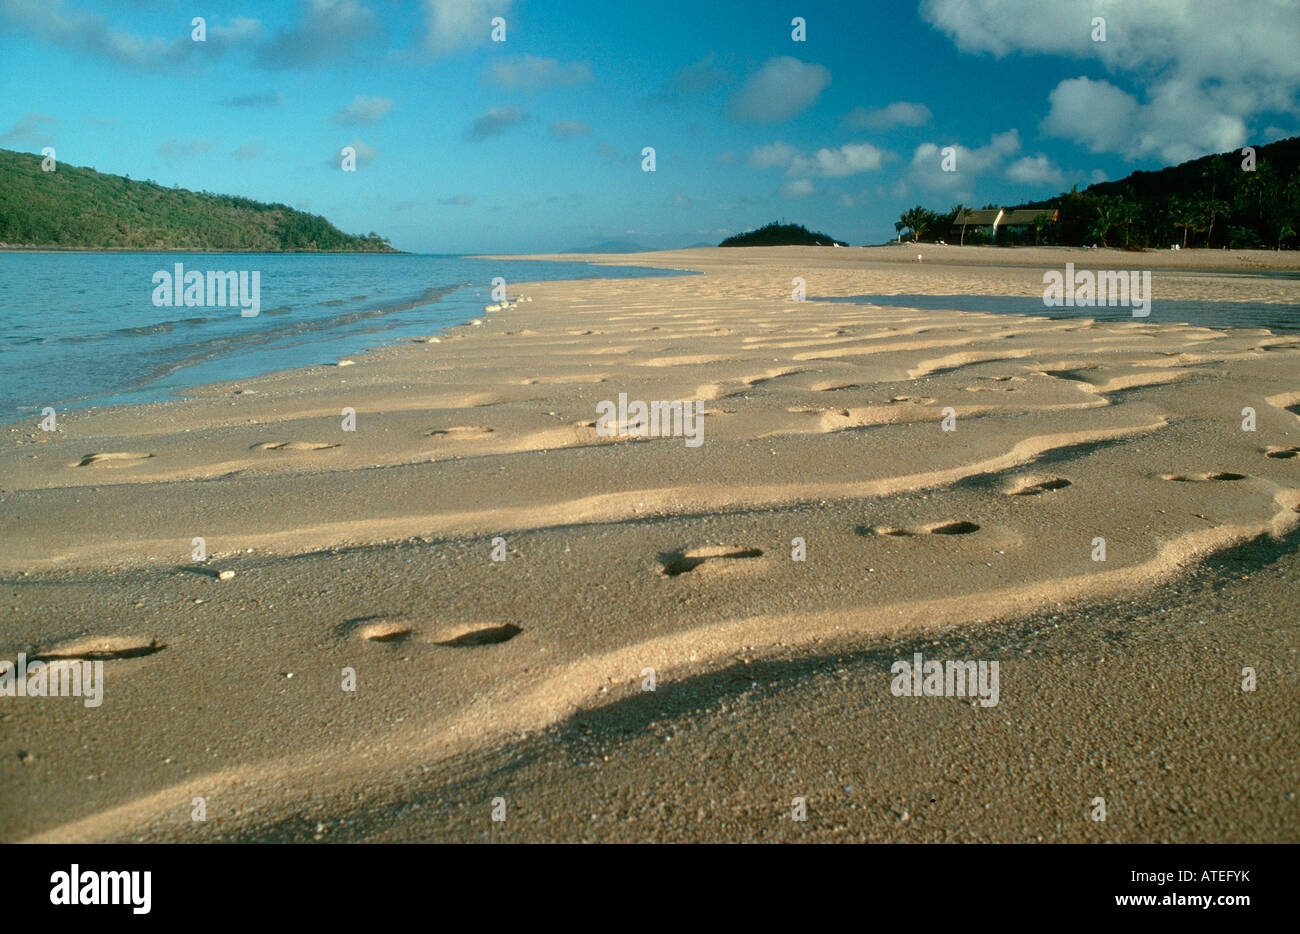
(720, 221), (848, 247)
(901, 136), (1300, 250)
(0, 148), (397, 252)
(1006, 136), (1300, 250)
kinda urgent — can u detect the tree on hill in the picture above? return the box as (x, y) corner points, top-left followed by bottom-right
(897, 135), (1300, 250)
(0, 147), (398, 251)
(719, 221), (848, 247)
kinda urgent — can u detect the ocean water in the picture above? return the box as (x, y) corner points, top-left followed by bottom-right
(814, 290), (1300, 332)
(0, 253), (687, 421)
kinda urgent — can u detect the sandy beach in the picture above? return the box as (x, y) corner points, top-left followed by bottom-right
(3, 245), (1298, 843)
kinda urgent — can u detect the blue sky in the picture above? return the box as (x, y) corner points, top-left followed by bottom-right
(2, 0), (1297, 252)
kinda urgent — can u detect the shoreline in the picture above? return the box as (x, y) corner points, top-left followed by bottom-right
(3, 245), (1297, 842)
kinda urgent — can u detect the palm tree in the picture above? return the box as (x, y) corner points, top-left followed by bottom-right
(950, 203), (973, 246)
(1031, 212), (1050, 245)
(1114, 196), (1140, 249)
(1089, 198), (1121, 247)
(899, 206), (937, 243)
(1194, 195), (1229, 247)
(1169, 197), (1196, 249)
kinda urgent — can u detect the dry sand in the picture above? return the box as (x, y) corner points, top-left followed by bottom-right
(2, 245), (1297, 842)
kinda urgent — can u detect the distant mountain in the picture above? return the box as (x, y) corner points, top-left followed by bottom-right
(720, 221), (848, 247)
(0, 148), (397, 252)
(560, 238), (652, 253)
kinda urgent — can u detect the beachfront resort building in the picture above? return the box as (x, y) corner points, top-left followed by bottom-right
(960, 207), (1060, 241)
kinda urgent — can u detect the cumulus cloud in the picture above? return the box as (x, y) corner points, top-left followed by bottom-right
(921, 0), (1299, 162)
(330, 139), (377, 167)
(332, 95), (393, 125)
(231, 143), (264, 160)
(255, 0), (375, 69)
(0, 0), (261, 71)
(0, 112), (57, 146)
(840, 102), (932, 130)
(791, 143), (887, 178)
(1006, 154), (1065, 186)
(1039, 77), (1138, 155)
(485, 55), (592, 90)
(729, 57), (830, 123)
(465, 106), (528, 141)
(418, 0), (510, 56)
(748, 141), (887, 178)
(1042, 75), (1249, 164)
(549, 120), (591, 140)
(438, 194), (474, 206)
(909, 128), (1020, 190)
(747, 141), (799, 169)
(780, 178), (815, 198)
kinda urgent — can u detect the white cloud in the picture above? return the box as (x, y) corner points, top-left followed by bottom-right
(419, 0), (511, 56)
(791, 143), (886, 178)
(1040, 77), (1138, 155)
(922, 0), (1299, 163)
(780, 178), (815, 198)
(840, 102), (932, 130)
(485, 56), (592, 90)
(747, 141), (798, 169)
(332, 94), (393, 125)
(909, 129), (1020, 190)
(729, 57), (830, 123)
(0, 0), (262, 71)
(331, 139), (377, 166)
(1041, 75), (1249, 163)
(1006, 154), (1064, 186)
(747, 141), (887, 178)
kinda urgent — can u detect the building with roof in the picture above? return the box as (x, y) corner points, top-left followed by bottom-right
(956, 207), (1059, 241)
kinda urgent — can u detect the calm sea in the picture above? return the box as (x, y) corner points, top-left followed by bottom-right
(0, 253), (686, 422)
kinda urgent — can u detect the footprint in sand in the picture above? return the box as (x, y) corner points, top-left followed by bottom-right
(432, 623), (522, 647)
(1265, 446), (1300, 460)
(660, 545), (764, 577)
(857, 521), (981, 537)
(74, 452), (154, 468)
(343, 617), (521, 647)
(1161, 472), (1246, 482)
(426, 426), (495, 439)
(1007, 476), (1072, 496)
(30, 636), (165, 663)
(254, 441), (339, 451)
(356, 620), (416, 643)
